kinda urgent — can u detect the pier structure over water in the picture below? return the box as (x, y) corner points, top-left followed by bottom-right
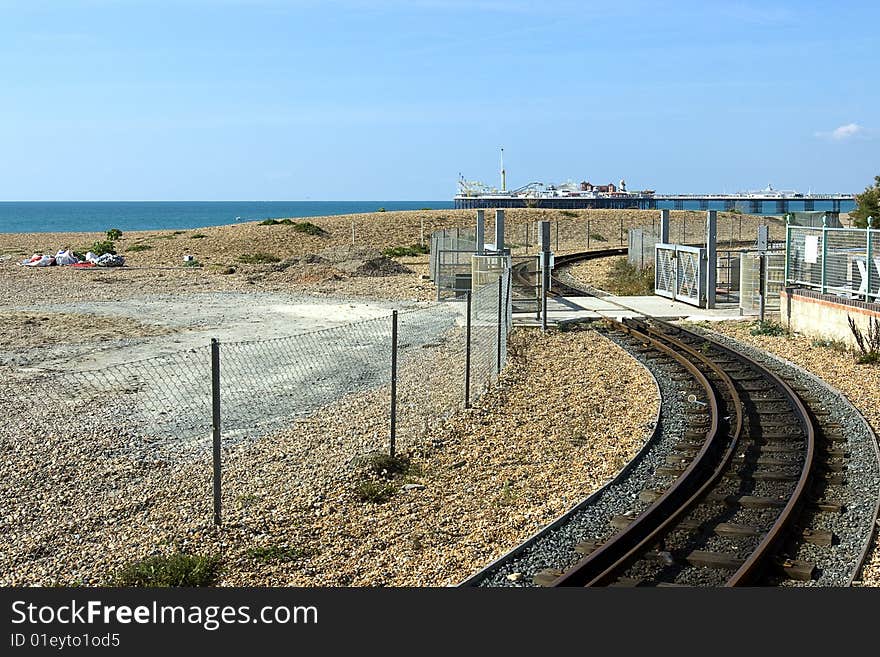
(454, 192), (854, 214)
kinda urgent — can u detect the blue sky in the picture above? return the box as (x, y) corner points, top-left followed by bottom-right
(0, 0), (876, 200)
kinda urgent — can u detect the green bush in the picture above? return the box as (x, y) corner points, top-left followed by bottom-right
(183, 260), (203, 268)
(126, 244), (153, 252)
(238, 252), (281, 264)
(106, 228), (123, 241)
(750, 321), (787, 337)
(259, 219), (325, 235)
(377, 207), (386, 212)
(382, 244), (429, 258)
(190, 233), (207, 239)
(89, 240), (116, 256)
(589, 233), (607, 242)
(112, 553), (220, 587)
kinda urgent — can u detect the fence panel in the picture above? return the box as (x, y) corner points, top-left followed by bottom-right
(786, 225), (879, 301)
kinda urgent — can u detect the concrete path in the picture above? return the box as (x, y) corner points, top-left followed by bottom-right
(515, 294), (746, 326)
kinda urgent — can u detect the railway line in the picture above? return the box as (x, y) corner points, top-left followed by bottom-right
(463, 249), (880, 587)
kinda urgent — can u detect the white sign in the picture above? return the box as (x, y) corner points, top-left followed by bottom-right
(804, 235), (819, 264)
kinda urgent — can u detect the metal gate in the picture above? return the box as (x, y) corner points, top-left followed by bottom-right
(654, 243), (706, 307)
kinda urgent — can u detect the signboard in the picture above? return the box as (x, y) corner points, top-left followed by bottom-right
(804, 235), (819, 264)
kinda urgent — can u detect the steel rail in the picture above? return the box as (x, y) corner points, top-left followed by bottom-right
(551, 319), (728, 586)
(625, 320), (817, 586)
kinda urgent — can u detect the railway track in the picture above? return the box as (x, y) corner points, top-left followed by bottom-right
(463, 248), (879, 587)
(547, 319), (819, 586)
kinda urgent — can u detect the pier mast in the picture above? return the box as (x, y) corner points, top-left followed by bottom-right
(500, 147), (506, 192)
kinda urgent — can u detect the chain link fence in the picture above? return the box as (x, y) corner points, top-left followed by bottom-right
(1, 271), (513, 539)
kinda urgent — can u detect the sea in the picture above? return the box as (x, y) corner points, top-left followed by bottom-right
(0, 201), (455, 234)
(0, 199), (855, 234)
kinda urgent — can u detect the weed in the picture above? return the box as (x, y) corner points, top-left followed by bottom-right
(605, 260), (654, 296)
(377, 207), (386, 212)
(811, 337), (849, 353)
(106, 228), (122, 241)
(560, 210), (578, 218)
(750, 321), (787, 337)
(247, 544), (314, 562)
(589, 233), (607, 242)
(172, 230), (186, 235)
(237, 493), (261, 507)
(365, 453), (411, 479)
(848, 315), (880, 364)
(354, 480), (397, 503)
(419, 207), (433, 210)
(238, 252), (281, 264)
(126, 244), (153, 252)
(183, 260), (203, 268)
(497, 481), (519, 507)
(382, 244), (429, 258)
(190, 233), (208, 239)
(111, 553), (220, 587)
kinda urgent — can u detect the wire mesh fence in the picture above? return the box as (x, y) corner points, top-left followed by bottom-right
(786, 225), (880, 302)
(1, 271), (514, 537)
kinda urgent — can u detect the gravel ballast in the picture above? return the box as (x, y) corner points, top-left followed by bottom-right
(467, 325), (691, 587)
(689, 321), (880, 587)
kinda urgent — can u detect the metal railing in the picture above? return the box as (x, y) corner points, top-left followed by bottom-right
(785, 220), (878, 302)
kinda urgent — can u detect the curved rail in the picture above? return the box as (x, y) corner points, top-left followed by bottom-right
(552, 319), (742, 586)
(551, 318), (817, 587)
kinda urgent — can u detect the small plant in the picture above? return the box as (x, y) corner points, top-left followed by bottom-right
(126, 243), (153, 252)
(848, 315), (880, 364)
(811, 337), (849, 353)
(172, 230), (186, 235)
(366, 453), (411, 479)
(238, 252), (281, 264)
(589, 233), (607, 242)
(420, 207), (433, 210)
(497, 481), (519, 507)
(88, 239), (116, 256)
(750, 321), (787, 337)
(112, 553), (220, 587)
(247, 544), (314, 562)
(377, 207), (386, 212)
(190, 233), (208, 239)
(355, 480), (397, 503)
(382, 244), (429, 258)
(560, 210), (578, 218)
(106, 228), (123, 241)
(183, 260), (203, 268)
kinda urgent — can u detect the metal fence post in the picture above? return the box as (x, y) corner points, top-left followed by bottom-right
(464, 292), (472, 408)
(390, 310), (398, 457)
(867, 217), (874, 302)
(555, 220), (559, 252)
(820, 214), (828, 295)
(783, 216), (791, 287)
(587, 218), (591, 250)
(496, 276), (503, 376)
(210, 338), (222, 527)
